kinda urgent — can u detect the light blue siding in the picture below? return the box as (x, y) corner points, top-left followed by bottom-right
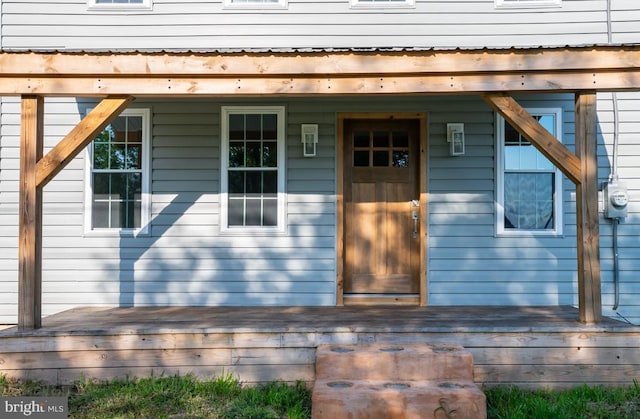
(1, 1), (634, 50)
(1, 95), (640, 324)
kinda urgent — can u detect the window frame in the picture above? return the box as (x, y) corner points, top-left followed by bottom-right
(87, 0), (153, 11)
(223, 0), (288, 10)
(495, 0), (561, 8)
(220, 106), (286, 234)
(350, 0), (415, 9)
(495, 108), (564, 237)
(84, 108), (152, 236)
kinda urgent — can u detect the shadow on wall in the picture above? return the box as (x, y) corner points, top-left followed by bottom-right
(73, 99), (336, 309)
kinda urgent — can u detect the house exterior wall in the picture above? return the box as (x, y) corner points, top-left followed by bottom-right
(0, 0), (638, 50)
(1, 1), (639, 325)
(2, 94), (639, 324)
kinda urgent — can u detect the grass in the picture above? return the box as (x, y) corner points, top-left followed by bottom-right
(485, 381), (640, 419)
(3, 373), (640, 418)
(1, 373), (311, 419)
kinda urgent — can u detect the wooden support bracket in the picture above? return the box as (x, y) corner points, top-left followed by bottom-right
(18, 95), (134, 330)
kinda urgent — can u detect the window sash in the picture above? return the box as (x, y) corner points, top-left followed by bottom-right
(85, 108), (151, 235)
(223, 0), (287, 9)
(221, 106), (286, 233)
(88, 0), (152, 10)
(495, 0), (561, 8)
(350, 0), (415, 8)
(496, 109), (563, 236)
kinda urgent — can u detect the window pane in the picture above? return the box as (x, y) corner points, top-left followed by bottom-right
(263, 171), (277, 194)
(228, 199), (244, 226)
(263, 199), (277, 226)
(126, 144), (141, 169)
(504, 173), (554, 230)
(263, 114), (277, 140)
(246, 114), (261, 140)
(229, 114), (245, 140)
(246, 171), (262, 195)
(229, 142), (245, 167)
(92, 201), (109, 228)
(246, 142), (261, 167)
(93, 143), (110, 169)
(126, 173), (142, 200)
(245, 199), (262, 226)
(229, 171), (245, 195)
(110, 144), (126, 169)
(537, 114), (556, 136)
(263, 141), (277, 167)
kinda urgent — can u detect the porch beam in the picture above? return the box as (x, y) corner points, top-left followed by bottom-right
(1, 71), (640, 97)
(575, 92), (602, 324)
(36, 96), (134, 188)
(1, 47), (639, 76)
(18, 95), (44, 330)
(1, 47), (640, 97)
(481, 93), (582, 185)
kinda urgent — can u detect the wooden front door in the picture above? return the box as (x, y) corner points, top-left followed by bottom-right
(343, 118), (421, 297)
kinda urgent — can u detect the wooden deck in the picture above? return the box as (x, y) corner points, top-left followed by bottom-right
(1, 306), (639, 389)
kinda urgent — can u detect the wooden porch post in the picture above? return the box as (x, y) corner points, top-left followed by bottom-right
(483, 92), (603, 324)
(17, 95), (134, 330)
(18, 95), (44, 330)
(575, 92), (602, 324)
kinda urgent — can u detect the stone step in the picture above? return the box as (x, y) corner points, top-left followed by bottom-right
(315, 343), (474, 382)
(312, 379), (487, 419)
(312, 343), (486, 418)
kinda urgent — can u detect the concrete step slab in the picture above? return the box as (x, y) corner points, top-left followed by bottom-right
(312, 379), (487, 419)
(316, 343), (475, 381)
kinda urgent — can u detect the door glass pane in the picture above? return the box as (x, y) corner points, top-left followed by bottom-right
(392, 151), (409, 167)
(372, 131), (389, 148)
(392, 132), (409, 148)
(373, 150), (389, 167)
(353, 132), (369, 148)
(354, 151), (369, 167)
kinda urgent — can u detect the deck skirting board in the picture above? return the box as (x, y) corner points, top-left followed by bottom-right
(2, 330), (640, 388)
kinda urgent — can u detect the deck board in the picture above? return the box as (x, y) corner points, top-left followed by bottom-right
(1, 306), (639, 388)
(0, 305), (631, 336)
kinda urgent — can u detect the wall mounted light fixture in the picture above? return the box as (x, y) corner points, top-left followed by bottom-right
(301, 124), (318, 157)
(447, 123), (465, 156)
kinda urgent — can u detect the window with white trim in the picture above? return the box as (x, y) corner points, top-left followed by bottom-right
(224, 0), (287, 9)
(88, 0), (152, 10)
(85, 109), (151, 235)
(221, 106), (286, 232)
(350, 0), (415, 8)
(496, 109), (563, 235)
(495, 0), (560, 8)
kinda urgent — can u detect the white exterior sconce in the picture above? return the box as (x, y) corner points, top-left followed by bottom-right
(301, 124), (318, 157)
(447, 123), (465, 156)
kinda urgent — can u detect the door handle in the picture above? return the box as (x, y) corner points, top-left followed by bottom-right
(411, 210), (419, 239)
